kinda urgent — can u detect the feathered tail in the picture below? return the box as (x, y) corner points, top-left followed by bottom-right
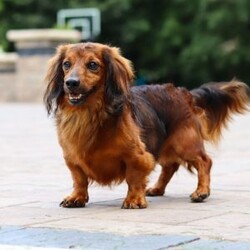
(191, 80), (250, 143)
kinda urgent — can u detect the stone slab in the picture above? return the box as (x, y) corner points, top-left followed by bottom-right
(0, 104), (250, 248)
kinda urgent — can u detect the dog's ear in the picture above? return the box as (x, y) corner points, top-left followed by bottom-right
(103, 46), (134, 115)
(44, 45), (67, 115)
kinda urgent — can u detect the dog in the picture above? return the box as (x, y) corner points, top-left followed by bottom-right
(44, 42), (250, 208)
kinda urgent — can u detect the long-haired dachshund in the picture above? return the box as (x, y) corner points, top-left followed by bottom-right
(44, 42), (250, 209)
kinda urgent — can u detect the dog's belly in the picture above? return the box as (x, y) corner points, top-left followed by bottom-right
(80, 152), (126, 185)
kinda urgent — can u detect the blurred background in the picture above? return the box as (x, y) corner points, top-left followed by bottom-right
(1, 0), (250, 101)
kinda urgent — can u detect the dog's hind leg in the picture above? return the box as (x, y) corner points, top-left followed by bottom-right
(146, 163), (179, 196)
(189, 153), (212, 202)
(155, 122), (212, 202)
(179, 140), (212, 202)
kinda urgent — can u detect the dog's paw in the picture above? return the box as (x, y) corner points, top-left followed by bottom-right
(190, 189), (210, 203)
(60, 193), (88, 208)
(145, 187), (164, 197)
(60, 199), (86, 208)
(121, 197), (147, 209)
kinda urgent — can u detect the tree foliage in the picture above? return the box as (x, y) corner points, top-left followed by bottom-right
(1, 0), (250, 87)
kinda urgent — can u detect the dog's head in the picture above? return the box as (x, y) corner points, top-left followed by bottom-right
(44, 42), (134, 115)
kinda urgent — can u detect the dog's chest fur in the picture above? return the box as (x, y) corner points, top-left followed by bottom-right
(56, 107), (128, 184)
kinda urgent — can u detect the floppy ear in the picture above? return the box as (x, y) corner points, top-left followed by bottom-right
(44, 45), (67, 115)
(103, 46), (134, 115)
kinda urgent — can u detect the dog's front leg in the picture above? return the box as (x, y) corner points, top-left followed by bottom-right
(60, 157), (89, 208)
(122, 152), (155, 209)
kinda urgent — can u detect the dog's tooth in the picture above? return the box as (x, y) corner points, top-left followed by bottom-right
(68, 93), (82, 101)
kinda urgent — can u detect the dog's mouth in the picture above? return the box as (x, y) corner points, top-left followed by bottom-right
(67, 92), (86, 105)
(66, 87), (97, 106)
(69, 93), (83, 102)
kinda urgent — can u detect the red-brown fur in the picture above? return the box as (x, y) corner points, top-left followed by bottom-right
(44, 42), (250, 208)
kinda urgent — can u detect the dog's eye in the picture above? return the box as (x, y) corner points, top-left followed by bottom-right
(63, 61), (71, 70)
(87, 61), (99, 71)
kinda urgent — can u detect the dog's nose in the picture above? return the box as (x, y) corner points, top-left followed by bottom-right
(65, 78), (80, 89)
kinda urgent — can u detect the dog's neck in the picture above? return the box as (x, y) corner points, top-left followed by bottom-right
(56, 100), (108, 151)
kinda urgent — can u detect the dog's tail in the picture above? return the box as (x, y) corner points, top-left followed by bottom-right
(191, 80), (250, 143)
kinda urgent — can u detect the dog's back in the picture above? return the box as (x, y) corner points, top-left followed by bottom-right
(130, 83), (198, 158)
(131, 81), (250, 158)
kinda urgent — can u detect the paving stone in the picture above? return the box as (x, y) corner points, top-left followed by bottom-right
(0, 104), (250, 248)
(0, 226), (198, 250)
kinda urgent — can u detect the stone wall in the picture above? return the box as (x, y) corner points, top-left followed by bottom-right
(14, 54), (51, 102)
(0, 29), (81, 102)
(0, 72), (17, 101)
(0, 53), (17, 101)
